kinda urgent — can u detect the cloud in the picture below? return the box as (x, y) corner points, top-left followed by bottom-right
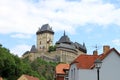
(10, 33), (32, 39)
(112, 39), (120, 46)
(0, 0), (120, 34)
(10, 44), (31, 57)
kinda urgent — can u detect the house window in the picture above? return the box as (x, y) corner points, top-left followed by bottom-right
(74, 68), (75, 80)
(71, 70), (73, 80)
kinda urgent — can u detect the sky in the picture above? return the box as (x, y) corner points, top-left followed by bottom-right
(0, 0), (120, 57)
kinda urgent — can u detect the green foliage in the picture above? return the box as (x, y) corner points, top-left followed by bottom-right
(0, 44), (39, 80)
(48, 45), (56, 52)
(30, 58), (58, 80)
(0, 43), (58, 80)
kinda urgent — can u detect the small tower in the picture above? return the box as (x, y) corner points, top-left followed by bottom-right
(36, 24), (54, 52)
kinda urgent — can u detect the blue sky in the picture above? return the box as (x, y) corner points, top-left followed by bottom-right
(0, 0), (120, 56)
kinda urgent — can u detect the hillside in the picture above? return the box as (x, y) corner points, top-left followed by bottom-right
(0, 44), (58, 80)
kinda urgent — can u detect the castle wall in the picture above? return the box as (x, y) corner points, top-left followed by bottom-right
(56, 49), (77, 64)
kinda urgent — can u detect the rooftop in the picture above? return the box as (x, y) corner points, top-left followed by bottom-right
(30, 45), (37, 53)
(56, 63), (70, 74)
(71, 48), (120, 69)
(36, 24), (54, 34)
(19, 74), (39, 80)
(56, 31), (87, 53)
(56, 31), (72, 44)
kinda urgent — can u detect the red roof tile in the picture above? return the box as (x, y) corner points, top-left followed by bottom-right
(23, 74), (39, 80)
(56, 63), (70, 74)
(72, 54), (99, 69)
(72, 48), (120, 69)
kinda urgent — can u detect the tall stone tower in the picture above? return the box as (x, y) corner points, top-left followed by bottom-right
(36, 24), (54, 51)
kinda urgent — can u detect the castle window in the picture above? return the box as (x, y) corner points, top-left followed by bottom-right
(43, 46), (45, 49)
(40, 41), (41, 44)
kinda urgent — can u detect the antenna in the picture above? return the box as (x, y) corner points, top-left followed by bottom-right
(92, 44), (103, 52)
(95, 44), (98, 51)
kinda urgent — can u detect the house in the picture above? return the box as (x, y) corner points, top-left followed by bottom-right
(55, 63), (70, 80)
(68, 45), (120, 80)
(17, 74), (39, 80)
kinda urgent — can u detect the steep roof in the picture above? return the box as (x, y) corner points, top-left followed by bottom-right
(56, 43), (77, 53)
(56, 63), (70, 74)
(36, 24), (54, 34)
(56, 32), (87, 53)
(72, 54), (99, 69)
(98, 48), (120, 60)
(30, 45), (37, 53)
(22, 51), (29, 56)
(56, 31), (72, 44)
(74, 42), (87, 53)
(72, 48), (120, 69)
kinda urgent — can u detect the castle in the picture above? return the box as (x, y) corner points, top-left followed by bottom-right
(22, 24), (87, 63)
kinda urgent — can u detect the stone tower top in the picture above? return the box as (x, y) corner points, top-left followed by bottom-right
(36, 24), (54, 35)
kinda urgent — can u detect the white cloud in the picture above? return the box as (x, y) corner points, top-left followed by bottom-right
(0, 0), (120, 34)
(85, 28), (93, 33)
(112, 39), (120, 46)
(10, 33), (31, 39)
(10, 44), (31, 57)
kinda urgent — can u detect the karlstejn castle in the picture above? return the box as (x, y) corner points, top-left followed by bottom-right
(22, 24), (87, 63)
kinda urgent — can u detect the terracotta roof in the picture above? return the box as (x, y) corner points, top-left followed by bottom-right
(56, 63), (70, 74)
(72, 48), (120, 69)
(72, 54), (99, 69)
(23, 74), (39, 80)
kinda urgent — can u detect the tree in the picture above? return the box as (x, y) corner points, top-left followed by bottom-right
(0, 43), (58, 80)
(48, 46), (56, 52)
(0, 44), (40, 80)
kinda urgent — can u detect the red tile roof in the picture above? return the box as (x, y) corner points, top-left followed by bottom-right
(72, 48), (120, 69)
(72, 54), (99, 69)
(23, 74), (39, 80)
(56, 63), (70, 74)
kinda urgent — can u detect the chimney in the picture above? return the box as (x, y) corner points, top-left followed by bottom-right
(103, 45), (110, 53)
(93, 50), (98, 55)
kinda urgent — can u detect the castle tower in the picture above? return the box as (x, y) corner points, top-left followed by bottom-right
(36, 24), (54, 51)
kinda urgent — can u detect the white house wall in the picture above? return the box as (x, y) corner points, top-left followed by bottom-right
(69, 50), (120, 80)
(69, 64), (97, 80)
(100, 51), (120, 80)
(78, 69), (96, 80)
(69, 64), (78, 80)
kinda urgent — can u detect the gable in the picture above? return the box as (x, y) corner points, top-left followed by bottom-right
(71, 48), (120, 69)
(101, 50), (120, 66)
